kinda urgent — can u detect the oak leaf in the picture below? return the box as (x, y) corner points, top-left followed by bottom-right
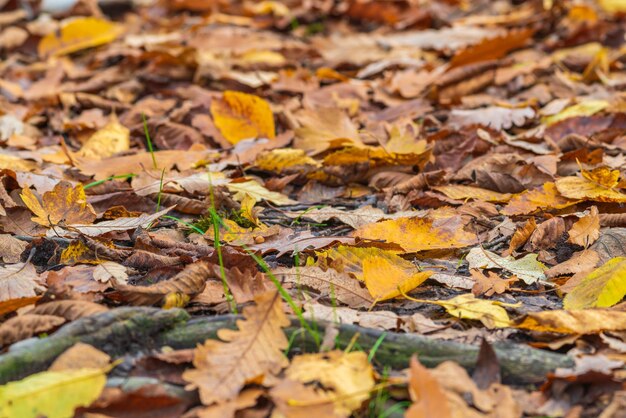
(21, 182), (97, 227)
(285, 351), (375, 417)
(568, 206), (600, 247)
(563, 257), (626, 309)
(38, 17), (122, 57)
(183, 291), (289, 404)
(0, 262), (44, 302)
(211, 91), (275, 144)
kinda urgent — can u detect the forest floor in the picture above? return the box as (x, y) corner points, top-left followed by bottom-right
(0, 0), (626, 417)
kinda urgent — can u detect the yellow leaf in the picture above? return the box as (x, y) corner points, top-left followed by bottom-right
(501, 182), (576, 216)
(598, 0), (626, 13)
(255, 149), (320, 173)
(433, 185), (511, 202)
(567, 206), (600, 247)
(76, 115), (130, 160)
(294, 108), (361, 155)
(183, 291), (289, 404)
(434, 294), (512, 329)
(316, 246), (405, 280)
(555, 168), (626, 202)
(354, 216), (476, 253)
(0, 367), (106, 418)
(286, 351), (375, 416)
(20, 182), (97, 227)
(515, 309), (626, 334)
(162, 292), (190, 309)
(38, 17), (122, 57)
(227, 180), (295, 205)
(362, 255), (432, 301)
(542, 99), (608, 126)
(323, 145), (431, 168)
(406, 357), (452, 418)
(211, 91), (275, 144)
(563, 257), (626, 310)
(0, 154), (37, 171)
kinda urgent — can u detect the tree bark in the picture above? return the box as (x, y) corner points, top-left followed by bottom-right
(0, 307), (573, 385)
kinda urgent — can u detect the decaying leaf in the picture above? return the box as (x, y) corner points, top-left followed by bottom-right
(563, 257), (626, 310)
(21, 182), (97, 227)
(183, 291), (289, 404)
(467, 247), (546, 285)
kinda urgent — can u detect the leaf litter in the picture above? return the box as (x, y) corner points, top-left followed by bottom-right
(0, 0), (625, 417)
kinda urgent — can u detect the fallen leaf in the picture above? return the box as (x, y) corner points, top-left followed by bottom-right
(432, 293), (512, 329)
(466, 247), (546, 285)
(21, 182), (97, 227)
(362, 255), (432, 301)
(543, 99), (609, 126)
(285, 351), (375, 417)
(76, 115), (130, 160)
(556, 167), (626, 202)
(514, 309), (626, 334)
(568, 206), (600, 247)
(227, 180), (296, 205)
(0, 367), (107, 418)
(294, 107), (361, 155)
(286, 205), (387, 229)
(92, 261), (128, 285)
(211, 91), (276, 144)
(406, 356), (452, 418)
(255, 148), (321, 173)
(0, 314), (65, 347)
(38, 17), (122, 57)
(183, 291), (289, 404)
(354, 215), (476, 253)
(49, 343), (111, 371)
(450, 28), (533, 67)
(471, 269), (516, 297)
(31, 300), (109, 320)
(447, 106), (535, 130)
(564, 257), (626, 309)
(0, 234), (27, 263)
(0, 262), (44, 302)
(433, 185), (511, 203)
(501, 183), (576, 216)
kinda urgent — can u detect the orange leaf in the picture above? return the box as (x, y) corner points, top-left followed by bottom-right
(501, 182), (576, 216)
(568, 206), (600, 247)
(20, 182), (96, 227)
(362, 255), (432, 301)
(406, 356), (452, 418)
(211, 91), (276, 144)
(450, 28), (534, 68)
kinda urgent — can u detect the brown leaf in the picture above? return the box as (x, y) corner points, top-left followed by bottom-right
(0, 234), (27, 263)
(20, 182), (97, 227)
(0, 314), (65, 347)
(31, 300), (109, 320)
(450, 28), (534, 68)
(0, 262), (45, 302)
(183, 291), (289, 404)
(270, 379), (338, 418)
(406, 356), (452, 418)
(472, 339), (501, 390)
(49, 343), (111, 371)
(115, 261), (211, 306)
(568, 206), (600, 247)
(471, 269), (516, 297)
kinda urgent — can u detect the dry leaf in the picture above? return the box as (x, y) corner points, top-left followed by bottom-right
(568, 206), (600, 247)
(354, 216), (476, 253)
(563, 257), (626, 309)
(183, 291), (289, 404)
(115, 260), (210, 306)
(0, 234), (27, 263)
(466, 247), (546, 285)
(433, 185), (511, 203)
(515, 309), (626, 334)
(49, 343), (111, 371)
(38, 17), (122, 57)
(556, 167), (626, 202)
(211, 91), (276, 144)
(31, 300), (109, 320)
(447, 106), (535, 130)
(406, 356), (452, 418)
(286, 205), (387, 229)
(362, 255), (432, 301)
(294, 108), (361, 155)
(76, 115), (130, 160)
(285, 351), (375, 417)
(471, 269), (516, 297)
(501, 183), (576, 216)
(21, 182), (97, 227)
(0, 314), (65, 347)
(0, 262), (44, 302)
(92, 261), (128, 285)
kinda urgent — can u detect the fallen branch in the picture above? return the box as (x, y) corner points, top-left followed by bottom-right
(0, 307), (573, 385)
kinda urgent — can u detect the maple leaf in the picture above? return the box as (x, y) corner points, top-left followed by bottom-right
(0, 262), (44, 302)
(183, 291), (290, 404)
(211, 91), (276, 144)
(21, 182), (96, 227)
(555, 167), (626, 202)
